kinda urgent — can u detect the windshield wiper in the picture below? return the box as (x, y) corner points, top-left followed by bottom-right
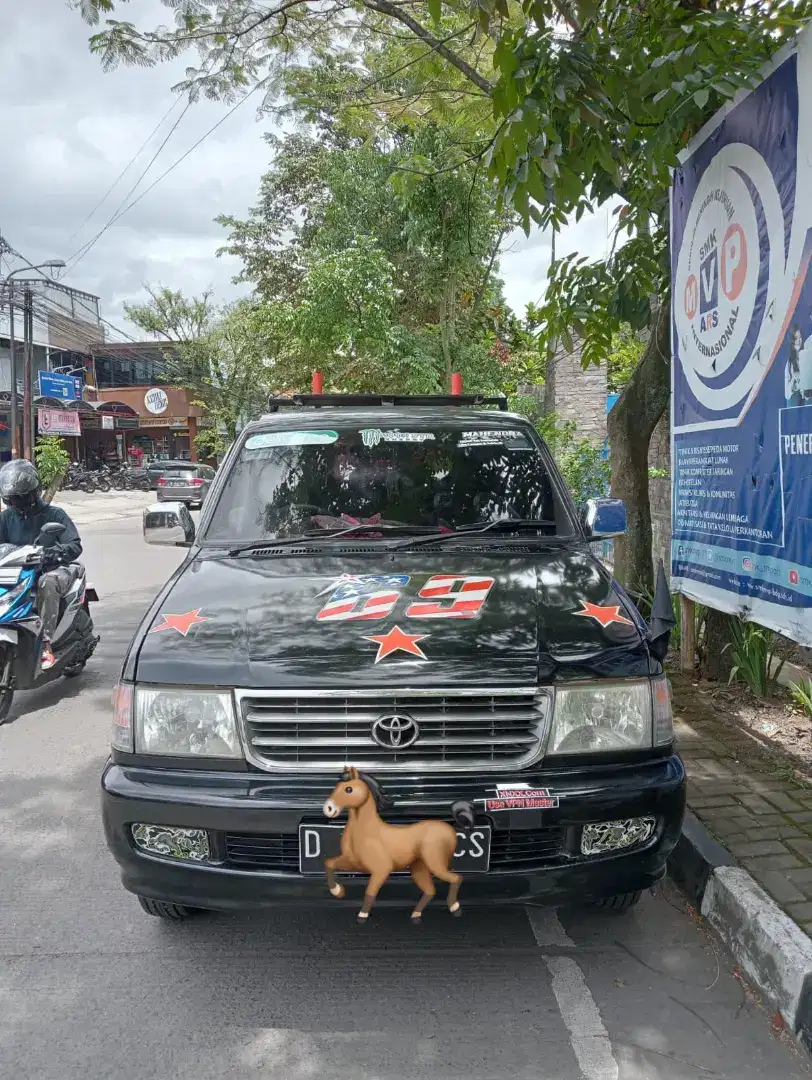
(390, 518), (559, 549)
(227, 523), (442, 556)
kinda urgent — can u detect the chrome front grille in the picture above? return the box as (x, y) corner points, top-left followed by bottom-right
(236, 688), (550, 772)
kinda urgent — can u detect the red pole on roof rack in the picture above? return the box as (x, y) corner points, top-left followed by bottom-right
(450, 372), (463, 395)
(312, 371), (323, 394)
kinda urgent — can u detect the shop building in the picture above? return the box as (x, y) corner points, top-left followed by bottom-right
(0, 279), (102, 459)
(85, 342), (206, 462)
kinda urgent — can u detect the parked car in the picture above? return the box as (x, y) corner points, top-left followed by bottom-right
(145, 458), (194, 490)
(103, 393), (685, 921)
(156, 463), (216, 509)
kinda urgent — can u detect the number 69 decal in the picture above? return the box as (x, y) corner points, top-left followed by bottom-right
(405, 576), (495, 619)
(315, 573), (495, 622)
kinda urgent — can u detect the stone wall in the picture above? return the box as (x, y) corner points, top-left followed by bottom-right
(544, 339), (607, 444)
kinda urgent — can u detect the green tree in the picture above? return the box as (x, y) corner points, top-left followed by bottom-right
(34, 437), (70, 504)
(125, 288), (271, 454)
(217, 120), (519, 392)
(75, 0), (812, 594)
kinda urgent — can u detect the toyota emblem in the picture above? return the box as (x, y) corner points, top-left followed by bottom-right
(371, 713), (420, 750)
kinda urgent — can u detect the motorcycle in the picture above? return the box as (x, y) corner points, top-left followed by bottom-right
(63, 463), (96, 493)
(0, 522), (99, 724)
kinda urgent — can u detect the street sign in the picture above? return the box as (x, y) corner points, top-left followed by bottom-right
(38, 371), (82, 401)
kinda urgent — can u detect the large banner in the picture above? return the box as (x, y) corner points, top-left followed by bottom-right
(670, 32), (812, 645)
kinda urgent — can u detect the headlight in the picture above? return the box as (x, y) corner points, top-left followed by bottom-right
(134, 687), (241, 757)
(547, 678), (672, 755)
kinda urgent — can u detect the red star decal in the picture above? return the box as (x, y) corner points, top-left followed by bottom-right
(149, 609), (208, 637)
(573, 601), (634, 628)
(366, 624), (428, 663)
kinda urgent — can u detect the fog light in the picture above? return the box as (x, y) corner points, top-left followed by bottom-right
(132, 824), (210, 862)
(581, 817), (656, 856)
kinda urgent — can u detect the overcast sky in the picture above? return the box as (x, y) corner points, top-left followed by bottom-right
(1, 1), (612, 341)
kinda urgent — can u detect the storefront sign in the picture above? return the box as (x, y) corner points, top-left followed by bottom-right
(102, 415), (114, 430)
(38, 408), (81, 437)
(140, 416), (188, 428)
(144, 387), (169, 415)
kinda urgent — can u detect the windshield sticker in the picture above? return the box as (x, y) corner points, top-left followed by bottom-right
(480, 789), (559, 811)
(573, 601), (634, 628)
(458, 429), (531, 448)
(359, 428), (436, 448)
(365, 625), (429, 663)
(405, 575), (495, 620)
(245, 430), (338, 449)
(149, 609), (208, 637)
(316, 574), (411, 622)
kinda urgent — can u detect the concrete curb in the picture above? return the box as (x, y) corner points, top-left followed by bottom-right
(669, 810), (812, 1048)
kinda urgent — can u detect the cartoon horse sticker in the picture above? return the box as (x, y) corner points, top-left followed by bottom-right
(322, 767), (476, 924)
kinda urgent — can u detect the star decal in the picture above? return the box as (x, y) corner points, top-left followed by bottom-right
(573, 601), (634, 628)
(149, 609), (209, 637)
(365, 624), (428, 663)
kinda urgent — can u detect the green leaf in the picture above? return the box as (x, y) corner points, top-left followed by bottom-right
(427, 0), (442, 23)
(693, 87), (710, 109)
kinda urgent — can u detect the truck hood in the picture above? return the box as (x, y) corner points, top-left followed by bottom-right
(132, 548), (650, 687)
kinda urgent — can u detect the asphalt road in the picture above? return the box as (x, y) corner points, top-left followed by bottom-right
(0, 511), (809, 1080)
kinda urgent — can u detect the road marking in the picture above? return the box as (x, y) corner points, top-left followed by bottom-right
(527, 908), (619, 1080)
(526, 905), (576, 947)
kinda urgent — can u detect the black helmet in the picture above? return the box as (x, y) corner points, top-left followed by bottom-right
(0, 459), (42, 516)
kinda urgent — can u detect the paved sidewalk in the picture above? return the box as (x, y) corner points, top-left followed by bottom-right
(674, 677), (812, 935)
(52, 489), (153, 527)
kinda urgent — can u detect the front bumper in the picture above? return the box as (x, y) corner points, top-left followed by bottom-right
(101, 756), (686, 910)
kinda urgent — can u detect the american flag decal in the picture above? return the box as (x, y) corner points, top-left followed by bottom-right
(315, 574), (411, 622)
(405, 575), (496, 619)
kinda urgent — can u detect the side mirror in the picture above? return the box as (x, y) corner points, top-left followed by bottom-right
(37, 522), (66, 542)
(143, 502), (196, 547)
(584, 497), (626, 539)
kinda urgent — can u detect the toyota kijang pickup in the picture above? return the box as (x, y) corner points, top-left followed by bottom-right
(102, 393), (685, 920)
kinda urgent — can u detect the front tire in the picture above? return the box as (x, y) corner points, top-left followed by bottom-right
(137, 896), (200, 920)
(592, 891), (642, 912)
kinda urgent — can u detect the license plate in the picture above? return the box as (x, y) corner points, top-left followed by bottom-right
(298, 823), (491, 875)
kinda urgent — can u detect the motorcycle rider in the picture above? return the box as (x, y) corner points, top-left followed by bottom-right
(0, 460), (82, 670)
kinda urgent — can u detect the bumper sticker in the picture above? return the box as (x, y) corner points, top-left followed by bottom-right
(482, 789), (559, 811)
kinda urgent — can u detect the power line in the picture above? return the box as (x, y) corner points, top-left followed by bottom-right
(0, 234), (164, 349)
(65, 99), (193, 273)
(67, 96), (185, 244)
(62, 87), (259, 277)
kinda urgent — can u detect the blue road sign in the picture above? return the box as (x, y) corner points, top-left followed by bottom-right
(38, 371), (83, 401)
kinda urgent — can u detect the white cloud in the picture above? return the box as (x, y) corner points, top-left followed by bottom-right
(1, 2), (617, 339)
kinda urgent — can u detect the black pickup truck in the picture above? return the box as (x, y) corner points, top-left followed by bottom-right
(102, 394), (685, 919)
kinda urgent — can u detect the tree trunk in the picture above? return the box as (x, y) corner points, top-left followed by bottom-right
(607, 294), (671, 599)
(42, 473), (64, 506)
(700, 608), (735, 681)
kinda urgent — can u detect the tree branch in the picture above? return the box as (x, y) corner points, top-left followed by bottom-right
(361, 0), (493, 93)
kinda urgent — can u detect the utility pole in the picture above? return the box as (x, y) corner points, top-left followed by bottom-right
(7, 282), (18, 457)
(22, 287), (33, 460)
(2, 255), (66, 459)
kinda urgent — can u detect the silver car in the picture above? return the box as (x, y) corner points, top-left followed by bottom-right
(156, 463), (216, 509)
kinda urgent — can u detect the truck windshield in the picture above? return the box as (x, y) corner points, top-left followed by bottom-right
(203, 423), (574, 543)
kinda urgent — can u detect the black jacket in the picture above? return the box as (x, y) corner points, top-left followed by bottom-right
(0, 502), (82, 564)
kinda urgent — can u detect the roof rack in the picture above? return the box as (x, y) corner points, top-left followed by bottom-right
(266, 393), (509, 412)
